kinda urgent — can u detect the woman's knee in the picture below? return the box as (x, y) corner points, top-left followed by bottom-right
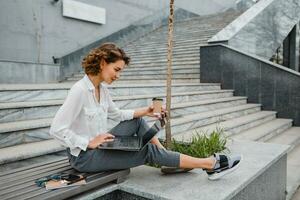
(143, 144), (180, 167)
(143, 143), (161, 164)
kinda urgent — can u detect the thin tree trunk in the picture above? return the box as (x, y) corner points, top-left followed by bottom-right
(165, 0), (174, 149)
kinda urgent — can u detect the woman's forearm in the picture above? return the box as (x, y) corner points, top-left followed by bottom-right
(133, 107), (149, 118)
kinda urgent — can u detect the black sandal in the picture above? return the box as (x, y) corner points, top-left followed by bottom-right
(161, 166), (193, 174)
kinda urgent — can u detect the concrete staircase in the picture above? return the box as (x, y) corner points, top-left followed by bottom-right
(0, 10), (299, 199)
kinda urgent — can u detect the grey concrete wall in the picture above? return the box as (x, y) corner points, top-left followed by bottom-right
(200, 44), (300, 126)
(232, 155), (287, 200)
(0, 0), (161, 64)
(209, 0), (300, 62)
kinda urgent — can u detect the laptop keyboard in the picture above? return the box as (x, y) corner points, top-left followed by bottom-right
(105, 137), (140, 148)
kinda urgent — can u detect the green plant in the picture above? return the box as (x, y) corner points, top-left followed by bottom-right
(170, 127), (229, 158)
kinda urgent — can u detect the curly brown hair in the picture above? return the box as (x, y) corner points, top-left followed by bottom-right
(81, 43), (130, 75)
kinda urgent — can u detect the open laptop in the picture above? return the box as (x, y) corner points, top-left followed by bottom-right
(98, 119), (164, 151)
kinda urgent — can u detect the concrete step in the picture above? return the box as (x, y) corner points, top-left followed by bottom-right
(142, 30), (223, 40)
(67, 73), (200, 82)
(64, 79), (201, 84)
(127, 49), (198, 59)
(125, 44), (203, 55)
(75, 65), (200, 75)
(0, 90), (234, 123)
(165, 103), (262, 137)
(232, 118), (293, 142)
(0, 117), (52, 148)
(106, 83), (221, 97)
(0, 118), (52, 135)
(133, 37), (205, 45)
(74, 67), (200, 77)
(126, 41), (204, 50)
(129, 60), (200, 68)
(142, 26), (220, 33)
(0, 150), (67, 173)
(174, 111), (276, 141)
(132, 33), (210, 40)
(127, 51), (200, 59)
(123, 67), (199, 74)
(126, 64), (200, 71)
(72, 72), (201, 78)
(0, 82), (221, 102)
(172, 17), (239, 26)
(128, 50), (200, 62)
(0, 139), (64, 165)
(126, 37), (211, 49)
(133, 32), (215, 41)
(0, 99), (62, 123)
(128, 61), (200, 68)
(107, 89), (235, 112)
(170, 96), (247, 118)
(126, 37), (212, 48)
(129, 54), (199, 62)
(128, 56), (200, 65)
(267, 127), (300, 151)
(137, 27), (226, 37)
(146, 26), (222, 33)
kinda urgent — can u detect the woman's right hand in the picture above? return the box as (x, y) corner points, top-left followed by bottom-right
(88, 133), (115, 149)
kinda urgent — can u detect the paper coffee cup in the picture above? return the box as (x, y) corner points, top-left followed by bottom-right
(152, 98), (163, 116)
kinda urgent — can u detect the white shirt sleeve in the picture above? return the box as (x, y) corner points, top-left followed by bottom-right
(106, 88), (134, 122)
(49, 85), (89, 151)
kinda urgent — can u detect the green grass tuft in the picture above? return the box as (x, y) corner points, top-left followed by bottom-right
(170, 127), (229, 158)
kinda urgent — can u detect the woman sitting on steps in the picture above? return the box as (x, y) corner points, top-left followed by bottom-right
(50, 42), (241, 180)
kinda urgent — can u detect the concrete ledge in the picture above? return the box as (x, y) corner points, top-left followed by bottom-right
(0, 60), (60, 84)
(73, 140), (289, 200)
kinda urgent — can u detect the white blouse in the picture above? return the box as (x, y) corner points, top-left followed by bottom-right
(50, 75), (134, 156)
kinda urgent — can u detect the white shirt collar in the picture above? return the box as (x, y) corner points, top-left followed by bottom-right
(83, 74), (104, 92)
(83, 75), (95, 92)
